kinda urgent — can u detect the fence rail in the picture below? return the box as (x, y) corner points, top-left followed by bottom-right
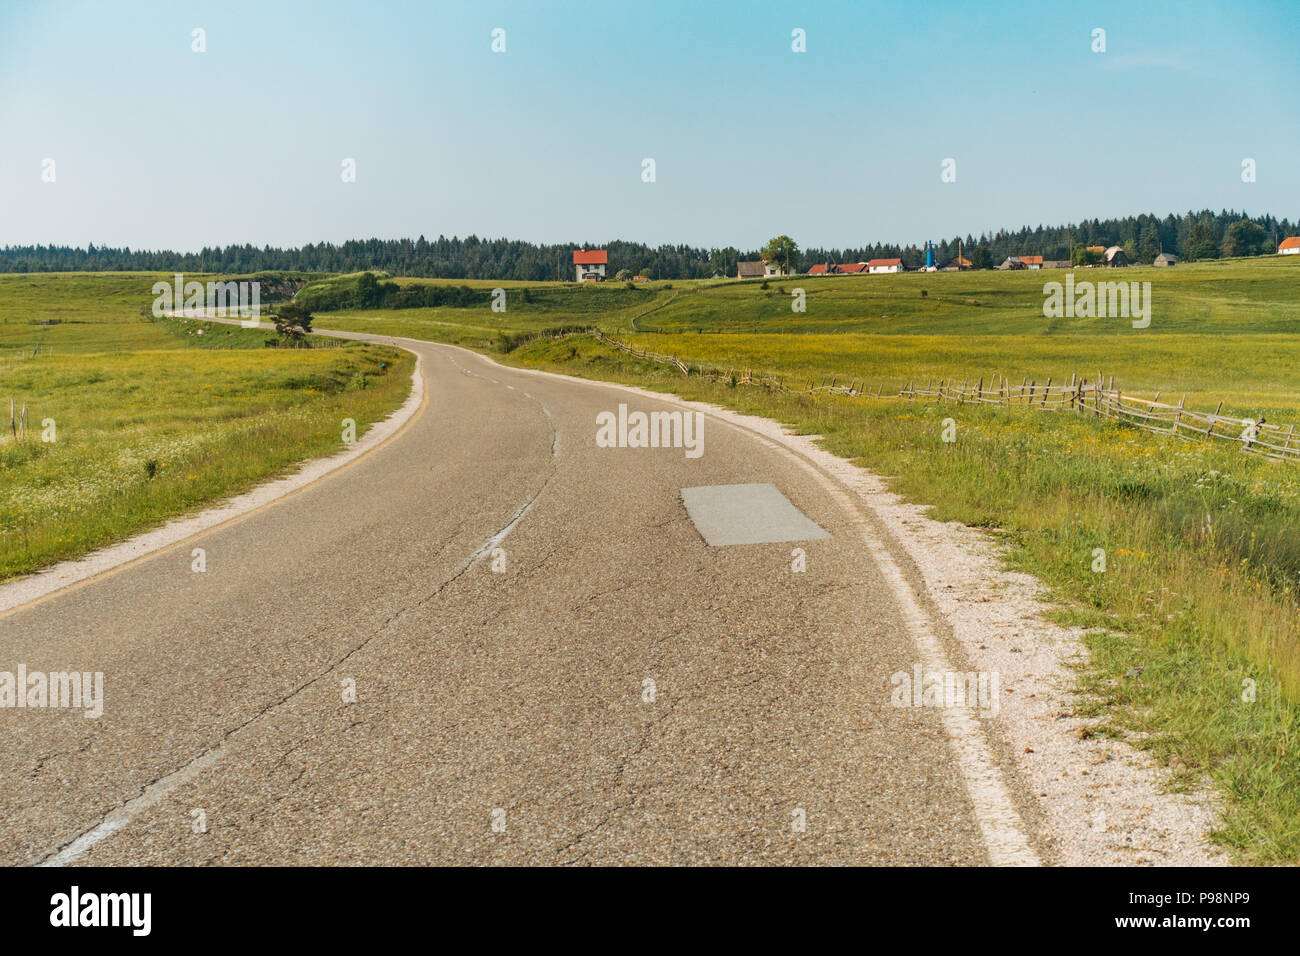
(897, 374), (1297, 461)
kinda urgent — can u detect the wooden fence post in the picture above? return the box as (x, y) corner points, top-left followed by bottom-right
(1204, 401), (1222, 438)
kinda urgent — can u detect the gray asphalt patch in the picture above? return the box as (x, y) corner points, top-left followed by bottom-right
(681, 483), (831, 547)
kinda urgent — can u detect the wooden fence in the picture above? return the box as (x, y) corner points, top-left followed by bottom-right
(897, 374), (1298, 461)
(0, 343), (54, 372)
(577, 331), (1300, 464)
(590, 330), (691, 375)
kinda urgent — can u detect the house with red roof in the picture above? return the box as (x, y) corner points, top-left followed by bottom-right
(808, 262), (869, 275)
(868, 258), (903, 274)
(1279, 237), (1300, 256)
(1020, 255), (1044, 270)
(573, 249), (608, 282)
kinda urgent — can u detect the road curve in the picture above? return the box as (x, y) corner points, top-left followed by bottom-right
(1, 324), (1041, 865)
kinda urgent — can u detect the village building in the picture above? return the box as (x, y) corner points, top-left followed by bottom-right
(1104, 245), (1129, 267)
(573, 249), (608, 282)
(736, 261), (767, 279)
(944, 255), (972, 271)
(1020, 255), (1044, 270)
(1154, 253), (1178, 267)
(1279, 237), (1300, 255)
(996, 256), (1024, 270)
(1042, 260), (1071, 269)
(868, 258), (903, 274)
(808, 262), (869, 275)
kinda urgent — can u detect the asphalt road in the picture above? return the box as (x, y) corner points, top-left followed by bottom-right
(1, 331), (1036, 865)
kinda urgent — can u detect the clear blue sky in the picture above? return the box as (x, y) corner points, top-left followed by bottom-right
(1, 0), (1295, 251)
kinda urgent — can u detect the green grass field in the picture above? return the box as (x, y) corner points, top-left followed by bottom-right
(308, 258), (1300, 862)
(0, 273), (413, 581)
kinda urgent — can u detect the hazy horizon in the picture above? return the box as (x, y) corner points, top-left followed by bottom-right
(1, 200), (1295, 259)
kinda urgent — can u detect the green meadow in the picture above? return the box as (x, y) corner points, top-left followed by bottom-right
(7, 260), (1300, 860)
(310, 258), (1300, 862)
(0, 273), (413, 581)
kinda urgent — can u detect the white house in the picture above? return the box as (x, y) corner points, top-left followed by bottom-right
(573, 249), (608, 282)
(1279, 237), (1300, 255)
(868, 258), (903, 274)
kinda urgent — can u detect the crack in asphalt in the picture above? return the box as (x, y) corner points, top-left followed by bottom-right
(554, 695), (683, 865)
(33, 351), (562, 867)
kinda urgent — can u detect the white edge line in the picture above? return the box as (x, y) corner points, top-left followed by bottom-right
(38, 748), (223, 866)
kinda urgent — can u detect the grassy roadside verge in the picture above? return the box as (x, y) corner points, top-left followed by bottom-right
(1, 274), (415, 582)
(1, 342), (413, 582)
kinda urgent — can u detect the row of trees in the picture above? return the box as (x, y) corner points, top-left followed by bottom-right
(797, 211), (1295, 271)
(1, 210), (1293, 278)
